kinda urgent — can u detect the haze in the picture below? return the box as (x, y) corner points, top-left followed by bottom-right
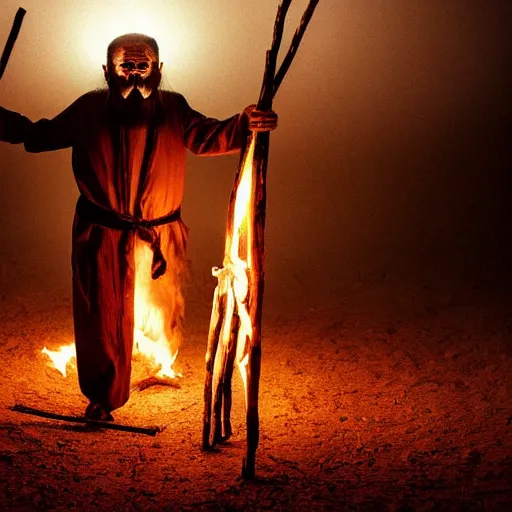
(0, 0), (509, 317)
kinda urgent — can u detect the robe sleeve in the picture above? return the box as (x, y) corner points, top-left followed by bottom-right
(0, 94), (88, 153)
(178, 94), (248, 156)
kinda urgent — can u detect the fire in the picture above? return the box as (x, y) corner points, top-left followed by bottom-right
(202, 132), (257, 450)
(218, 135), (257, 403)
(42, 237), (180, 380)
(133, 241), (180, 379)
(42, 343), (75, 377)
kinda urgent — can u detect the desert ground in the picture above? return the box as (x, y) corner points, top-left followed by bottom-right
(1, 2), (510, 509)
(0, 249), (510, 512)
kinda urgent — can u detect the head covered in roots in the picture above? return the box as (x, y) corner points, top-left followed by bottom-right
(103, 33), (163, 102)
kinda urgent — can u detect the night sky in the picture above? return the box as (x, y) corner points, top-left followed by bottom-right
(0, 0), (510, 313)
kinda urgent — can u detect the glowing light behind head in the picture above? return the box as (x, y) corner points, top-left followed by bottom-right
(78, 2), (189, 70)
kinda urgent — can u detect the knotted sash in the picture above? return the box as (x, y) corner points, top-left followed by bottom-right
(77, 195), (181, 280)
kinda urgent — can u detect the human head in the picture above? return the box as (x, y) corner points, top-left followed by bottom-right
(103, 33), (163, 99)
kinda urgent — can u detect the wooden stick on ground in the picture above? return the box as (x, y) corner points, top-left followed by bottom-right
(10, 404), (163, 436)
(0, 8), (26, 80)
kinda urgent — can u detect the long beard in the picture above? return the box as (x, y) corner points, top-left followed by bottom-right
(107, 72), (162, 126)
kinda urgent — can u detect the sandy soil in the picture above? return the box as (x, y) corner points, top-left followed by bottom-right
(0, 264), (511, 511)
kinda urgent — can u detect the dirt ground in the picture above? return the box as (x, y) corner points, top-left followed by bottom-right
(0, 258), (511, 511)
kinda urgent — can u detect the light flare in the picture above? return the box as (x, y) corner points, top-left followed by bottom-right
(78, 3), (187, 68)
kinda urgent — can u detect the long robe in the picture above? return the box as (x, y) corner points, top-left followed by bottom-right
(0, 90), (245, 411)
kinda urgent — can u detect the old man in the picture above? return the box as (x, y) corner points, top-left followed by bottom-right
(0, 33), (277, 420)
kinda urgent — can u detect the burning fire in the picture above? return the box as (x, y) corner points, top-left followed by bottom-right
(215, 135), (257, 402)
(41, 343), (75, 377)
(133, 241), (180, 379)
(202, 132), (258, 450)
(43, 137), (256, 394)
(42, 238), (180, 380)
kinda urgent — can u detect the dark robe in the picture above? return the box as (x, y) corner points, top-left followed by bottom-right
(0, 90), (245, 411)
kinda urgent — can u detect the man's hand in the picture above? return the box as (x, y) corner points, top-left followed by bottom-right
(243, 104), (278, 132)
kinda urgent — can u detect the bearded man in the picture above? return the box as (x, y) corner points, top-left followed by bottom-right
(0, 33), (277, 420)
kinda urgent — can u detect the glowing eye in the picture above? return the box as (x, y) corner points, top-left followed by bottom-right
(120, 62), (136, 70)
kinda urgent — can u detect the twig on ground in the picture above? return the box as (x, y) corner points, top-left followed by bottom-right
(10, 404), (164, 436)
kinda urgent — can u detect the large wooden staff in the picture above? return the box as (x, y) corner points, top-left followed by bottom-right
(244, 0), (320, 480)
(0, 8), (26, 80)
(203, 0), (319, 479)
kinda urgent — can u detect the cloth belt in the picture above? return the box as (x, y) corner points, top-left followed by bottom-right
(76, 194), (181, 280)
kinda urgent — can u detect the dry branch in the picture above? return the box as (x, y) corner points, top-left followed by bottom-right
(203, 289), (227, 449)
(222, 312), (240, 440)
(243, 0), (321, 480)
(202, 0), (320, 479)
(273, 0), (320, 97)
(0, 8), (26, 80)
(11, 404), (163, 436)
(212, 284), (236, 445)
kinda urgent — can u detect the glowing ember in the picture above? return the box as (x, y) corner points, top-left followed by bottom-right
(42, 343), (75, 377)
(42, 237), (180, 380)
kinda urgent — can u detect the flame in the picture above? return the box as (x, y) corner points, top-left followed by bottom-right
(216, 136), (257, 405)
(133, 241), (180, 379)
(42, 343), (75, 377)
(230, 137), (255, 266)
(42, 236), (180, 380)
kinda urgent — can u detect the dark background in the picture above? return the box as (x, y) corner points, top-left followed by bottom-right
(0, 0), (510, 315)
